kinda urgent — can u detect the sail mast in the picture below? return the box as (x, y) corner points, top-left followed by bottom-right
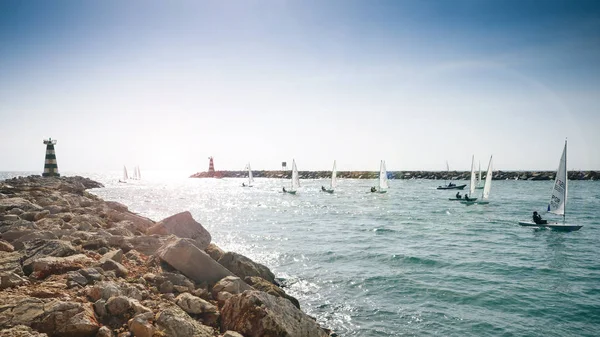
(564, 139), (567, 224)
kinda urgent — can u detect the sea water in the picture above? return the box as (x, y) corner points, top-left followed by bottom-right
(3, 171), (600, 336)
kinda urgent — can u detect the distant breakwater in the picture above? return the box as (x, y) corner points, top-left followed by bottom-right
(190, 170), (599, 181)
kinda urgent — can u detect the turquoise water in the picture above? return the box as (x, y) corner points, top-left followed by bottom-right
(3, 172), (600, 336)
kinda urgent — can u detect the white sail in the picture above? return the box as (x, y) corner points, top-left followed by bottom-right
(548, 140), (567, 216)
(379, 160), (389, 190)
(248, 163), (254, 185)
(291, 160), (299, 191)
(330, 160), (337, 189)
(122, 166), (128, 181)
(469, 155), (476, 195)
(482, 156), (493, 200)
(477, 161), (482, 187)
(137, 166), (141, 180)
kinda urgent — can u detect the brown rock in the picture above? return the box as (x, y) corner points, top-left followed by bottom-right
(205, 243), (225, 262)
(0, 239), (14, 252)
(0, 325), (49, 336)
(218, 252), (275, 283)
(128, 312), (154, 337)
(27, 254), (94, 279)
(147, 211), (211, 250)
(156, 238), (233, 285)
(245, 276), (300, 309)
(221, 291), (328, 337)
(155, 306), (214, 337)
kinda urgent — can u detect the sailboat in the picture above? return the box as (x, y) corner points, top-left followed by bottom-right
(437, 161), (466, 190)
(449, 155), (477, 201)
(371, 160), (389, 193)
(242, 163), (254, 187)
(461, 155), (492, 205)
(131, 165), (141, 180)
(475, 161), (483, 189)
(321, 160), (337, 193)
(283, 159), (299, 194)
(118, 166), (128, 183)
(519, 140), (582, 231)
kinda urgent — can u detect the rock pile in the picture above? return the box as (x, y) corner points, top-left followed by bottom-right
(0, 175), (334, 337)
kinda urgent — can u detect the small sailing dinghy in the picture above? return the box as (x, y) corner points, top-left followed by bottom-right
(242, 163), (254, 187)
(518, 140), (582, 231)
(322, 160), (337, 193)
(118, 166), (128, 183)
(371, 160), (389, 193)
(449, 155), (477, 201)
(461, 155), (492, 205)
(437, 161), (466, 190)
(475, 161), (483, 189)
(283, 159), (299, 194)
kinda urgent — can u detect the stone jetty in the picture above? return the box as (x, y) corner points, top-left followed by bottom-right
(191, 170), (599, 181)
(0, 175), (334, 337)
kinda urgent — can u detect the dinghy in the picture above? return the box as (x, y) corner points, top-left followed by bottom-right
(437, 161), (466, 190)
(518, 140), (582, 231)
(461, 155), (492, 205)
(370, 160), (389, 193)
(283, 159), (299, 194)
(242, 163), (254, 187)
(449, 155), (477, 201)
(322, 160), (337, 193)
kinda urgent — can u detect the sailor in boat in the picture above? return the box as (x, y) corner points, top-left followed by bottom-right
(242, 183), (246, 187)
(282, 187), (287, 193)
(464, 194), (471, 201)
(533, 211), (548, 225)
(455, 191), (461, 199)
(448, 182), (455, 187)
(321, 186), (327, 192)
(370, 186), (377, 193)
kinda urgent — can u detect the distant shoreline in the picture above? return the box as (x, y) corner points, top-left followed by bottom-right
(190, 170), (599, 181)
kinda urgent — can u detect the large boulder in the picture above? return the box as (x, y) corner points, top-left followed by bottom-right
(0, 325), (48, 336)
(0, 296), (100, 337)
(218, 252), (275, 283)
(0, 197), (42, 212)
(156, 238), (233, 285)
(25, 254), (94, 279)
(155, 306), (214, 337)
(245, 276), (300, 309)
(147, 211), (211, 249)
(0, 251), (23, 275)
(221, 291), (328, 337)
(21, 240), (77, 271)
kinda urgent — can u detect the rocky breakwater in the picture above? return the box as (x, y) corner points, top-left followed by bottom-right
(0, 175), (334, 337)
(191, 170), (599, 180)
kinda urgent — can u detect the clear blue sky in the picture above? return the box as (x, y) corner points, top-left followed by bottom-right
(1, 0), (599, 172)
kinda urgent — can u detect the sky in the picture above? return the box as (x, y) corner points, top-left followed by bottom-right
(1, 0), (599, 173)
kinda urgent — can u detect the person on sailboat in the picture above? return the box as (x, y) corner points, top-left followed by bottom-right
(321, 186), (326, 192)
(533, 211), (548, 224)
(242, 183), (246, 187)
(448, 182), (455, 187)
(282, 187), (287, 193)
(464, 194), (470, 201)
(455, 192), (461, 199)
(371, 186), (377, 193)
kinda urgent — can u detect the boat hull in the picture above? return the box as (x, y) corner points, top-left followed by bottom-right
(437, 184), (467, 190)
(285, 190), (297, 194)
(449, 198), (477, 201)
(460, 200), (488, 205)
(322, 189), (334, 193)
(518, 221), (582, 231)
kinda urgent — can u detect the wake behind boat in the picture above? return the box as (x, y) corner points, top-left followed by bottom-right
(519, 140), (582, 231)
